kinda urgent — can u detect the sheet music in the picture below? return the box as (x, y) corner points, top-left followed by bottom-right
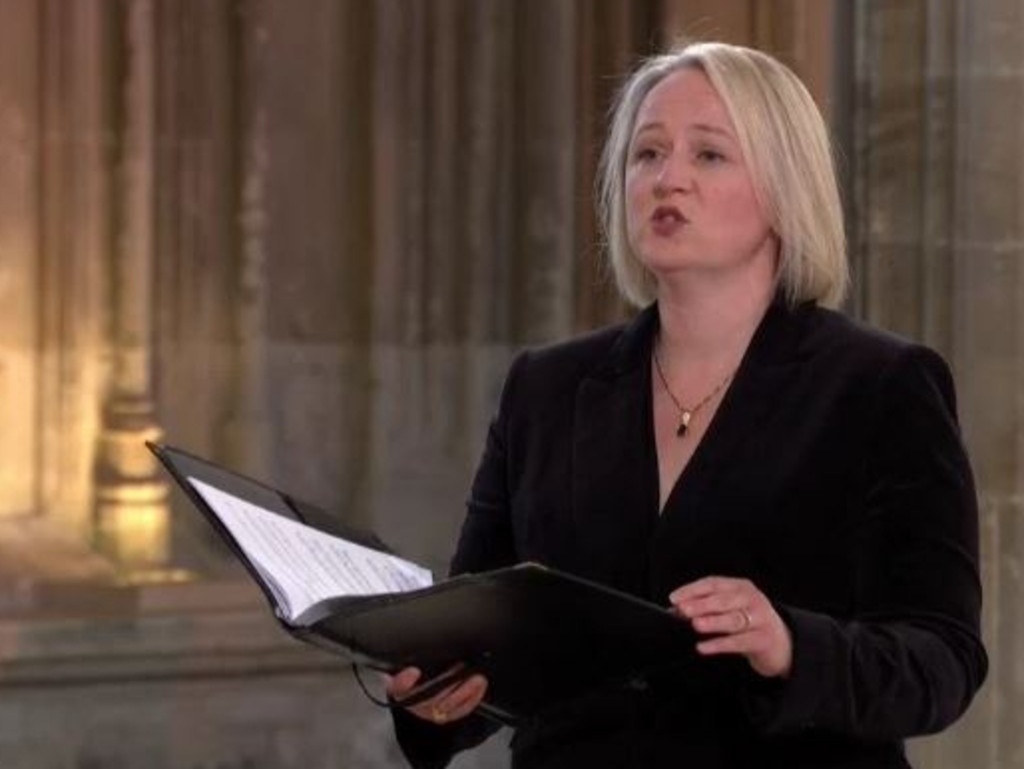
(188, 478), (433, 620)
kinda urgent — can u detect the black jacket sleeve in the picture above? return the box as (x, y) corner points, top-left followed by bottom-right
(746, 345), (988, 739)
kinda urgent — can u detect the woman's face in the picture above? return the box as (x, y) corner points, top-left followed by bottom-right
(625, 68), (777, 284)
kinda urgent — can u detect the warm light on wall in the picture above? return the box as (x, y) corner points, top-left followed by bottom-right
(93, 414), (177, 581)
(95, 479), (168, 568)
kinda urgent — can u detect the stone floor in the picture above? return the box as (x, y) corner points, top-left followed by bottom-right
(0, 579), (508, 769)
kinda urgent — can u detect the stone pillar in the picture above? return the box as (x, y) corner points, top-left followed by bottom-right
(949, 2), (1024, 767)
(371, 0), (491, 566)
(150, 0), (243, 471)
(369, 0), (594, 570)
(511, 0), (578, 343)
(573, 0), (655, 332)
(223, 0), (273, 482)
(254, 0), (376, 519)
(849, 1), (1022, 766)
(0, 0), (42, 519)
(848, 1), (931, 336)
(35, 0), (113, 541)
(93, 0), (171, 574)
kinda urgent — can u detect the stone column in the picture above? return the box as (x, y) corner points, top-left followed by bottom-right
(848, 1), (932, 337)
(150, 0), (242, 467)
(369, 0), (587, 569)
(573, 0), (654, 332)
(510, 0), (578, 343)
(0, 0), (42, 519)
(93, 0), (171, 574)
(371, 0), (488, 566)
(34, 0), (111, 540)
(224, 0), (273, 483)
(250, 0), (377, 519)
(849, 1), (1023, 766)
(948, 2), (1024, 767)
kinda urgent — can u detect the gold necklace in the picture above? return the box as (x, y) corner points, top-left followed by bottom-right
(652, 343), (734, 438)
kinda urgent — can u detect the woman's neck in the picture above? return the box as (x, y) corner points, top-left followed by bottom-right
(655, 275), (776, 371)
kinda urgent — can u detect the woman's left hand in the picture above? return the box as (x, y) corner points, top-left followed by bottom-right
(669, 576), (793, 678)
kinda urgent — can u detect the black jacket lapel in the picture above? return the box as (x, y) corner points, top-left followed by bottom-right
(568, 300), (812, 597)
(651, 299), (813, 594)
(570, 307), (660, 595)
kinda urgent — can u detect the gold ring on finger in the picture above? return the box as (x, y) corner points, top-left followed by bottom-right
(739, 608), (752, 631)
(431, 705), (448, 724)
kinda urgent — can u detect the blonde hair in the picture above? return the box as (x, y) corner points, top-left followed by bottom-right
(597, 41), (848, 309)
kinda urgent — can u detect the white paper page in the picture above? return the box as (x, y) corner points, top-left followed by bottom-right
(188, 478), (433, 621)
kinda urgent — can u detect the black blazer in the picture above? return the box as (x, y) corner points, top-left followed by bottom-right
(394, 300), (987, 769)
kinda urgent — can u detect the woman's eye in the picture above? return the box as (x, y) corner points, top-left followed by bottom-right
(633, 146), (660, 162)
(696, 148), (726, 164)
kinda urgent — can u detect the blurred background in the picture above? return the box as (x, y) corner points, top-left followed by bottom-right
(0, 0), (1017, 766)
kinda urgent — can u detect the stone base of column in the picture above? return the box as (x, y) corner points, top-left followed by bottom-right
(93, 400), (182, 582)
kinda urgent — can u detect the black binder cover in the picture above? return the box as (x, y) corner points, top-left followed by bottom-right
(150, 443), (699, 723)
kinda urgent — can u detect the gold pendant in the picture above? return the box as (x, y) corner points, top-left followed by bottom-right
(676, 411), (692, 437)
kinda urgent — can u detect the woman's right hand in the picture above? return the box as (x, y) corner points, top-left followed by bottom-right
(386, 666), (489, 726)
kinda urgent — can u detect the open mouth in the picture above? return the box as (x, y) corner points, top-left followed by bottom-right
(651, 206), (688, 233)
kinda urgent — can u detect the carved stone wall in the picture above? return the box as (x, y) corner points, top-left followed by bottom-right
(0, 0), (113, 581)
(0, 0), (1014, 767)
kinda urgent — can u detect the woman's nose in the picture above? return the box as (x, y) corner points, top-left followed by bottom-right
(655, 155), (692, 196)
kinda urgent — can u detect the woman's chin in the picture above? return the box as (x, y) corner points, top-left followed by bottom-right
(637, 254), (710, 277)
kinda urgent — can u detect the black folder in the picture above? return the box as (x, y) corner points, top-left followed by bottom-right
(150, 442), (698, 724)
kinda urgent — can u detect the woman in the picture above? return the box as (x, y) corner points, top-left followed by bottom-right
(386, 41), (987, 768)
